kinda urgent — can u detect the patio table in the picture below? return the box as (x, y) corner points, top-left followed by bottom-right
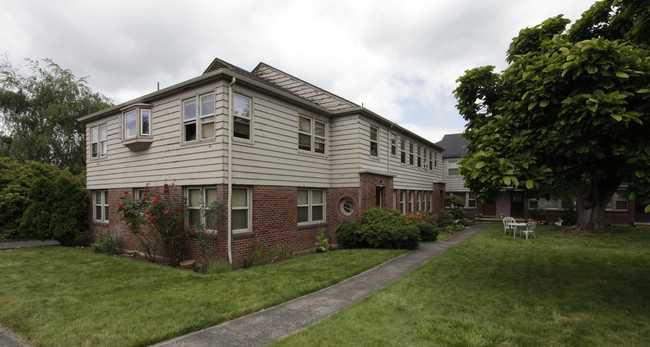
(510, 222), (527, 237)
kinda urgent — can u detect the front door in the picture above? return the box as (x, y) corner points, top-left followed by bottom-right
(376, 187), (384, 207)
(510, 192), (524, 218)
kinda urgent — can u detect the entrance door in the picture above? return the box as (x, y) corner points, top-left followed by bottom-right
(510, 192), (524, 218)
(376, 187), (384, 207)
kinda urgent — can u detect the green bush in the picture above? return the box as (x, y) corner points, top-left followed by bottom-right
(390, 225), (421, 249)
(17, 177), (55, 240)
(413, 223), (440, 242)
(336, 220), (365, 248)
(439, 210), (456, 228)
(92, 230), (123, 255)
(562, 204), (577, 226)
(50, 175), (88, 246)
(361, 207), (409, 248)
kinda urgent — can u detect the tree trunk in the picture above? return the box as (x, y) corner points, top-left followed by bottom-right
(575, 178), (621, 231)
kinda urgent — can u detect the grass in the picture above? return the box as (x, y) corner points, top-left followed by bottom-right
(0, 247), (404, 346)
(272, 224), (650, 346)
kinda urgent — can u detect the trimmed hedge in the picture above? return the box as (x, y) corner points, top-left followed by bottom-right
(413, 223), (440, 242)
(336, 207), (419, 250)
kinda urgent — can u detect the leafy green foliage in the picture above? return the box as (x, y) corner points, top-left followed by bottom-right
(454, 1), (650, 230)
(17, 177), (55, 240)
(92, 229), (123, 255)
(315, 229), (329, 252)
(50, 175), (88, 246)
(336, 208), (418, 249)
(413, 223), (440, 242)
(0, 57), (112, 173)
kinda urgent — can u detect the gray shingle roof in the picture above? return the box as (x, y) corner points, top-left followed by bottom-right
(435, 133), (469, 158)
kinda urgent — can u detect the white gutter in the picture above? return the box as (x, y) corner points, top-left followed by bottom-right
(227, 77), (236, 265)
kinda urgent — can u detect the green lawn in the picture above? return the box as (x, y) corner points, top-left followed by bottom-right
(0, 247), (404, 346)
(272, 224), (650, 346)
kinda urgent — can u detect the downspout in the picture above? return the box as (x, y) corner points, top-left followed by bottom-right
(227, 76), (236, 265)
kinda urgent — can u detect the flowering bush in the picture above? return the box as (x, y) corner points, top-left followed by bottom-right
(117, 183), (186, 266)
(406, 211), (438, 225)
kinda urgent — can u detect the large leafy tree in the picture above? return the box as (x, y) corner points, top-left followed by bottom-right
(0, 57), (112, 174)
(454, 0), (649, 231)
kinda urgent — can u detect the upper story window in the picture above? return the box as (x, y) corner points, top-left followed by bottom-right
(448, 160), (459, 175)
(417, 146), (422, 167)
(90, 124), (107, 158)
(234, 94), (251, 140)
(298, 116), (326, 154)
(400, 139), (406, 163)
(423, 149), (428, 169)
(390, 135), (396, 155)
(430, 151), (435, 170)
(409, 142), (414, 165)
(370, 126), (378, 157)
(183, 93), (215, 142)
(123, 105), (153, 140)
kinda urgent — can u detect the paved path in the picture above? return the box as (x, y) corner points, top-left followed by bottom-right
(154, 224), (485, 347)
(0, 240), (60, 250)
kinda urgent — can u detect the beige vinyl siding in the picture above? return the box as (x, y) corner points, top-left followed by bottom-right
(86, 81), (229, 190)
(329, 115), (362, 187)
(442, 158), (467, 191)
(229, 87), (331, 187)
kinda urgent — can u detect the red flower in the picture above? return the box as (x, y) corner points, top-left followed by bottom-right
(175, 208), (181, 212)
(164, 183), (168, 187)
(141, 199), (146, 203)
(164, 212), (168, 216)
(118, 203), (123, 210)
(145, 210), (150, 215)
(144, 189), (148, 192)
(189, 228), (195, 234)
(164, 189), (169, 193)
(143, 193), (147, 196)
(151, 199), (156, 204)
(123, 191), (129, 195)
(155, 194), (160, 200)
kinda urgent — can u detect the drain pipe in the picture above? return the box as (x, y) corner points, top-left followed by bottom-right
(227, 76), (236, 265)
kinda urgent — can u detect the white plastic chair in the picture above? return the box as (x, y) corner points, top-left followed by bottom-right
(503, 217), (515, 235)
(520, 221), (537, 239)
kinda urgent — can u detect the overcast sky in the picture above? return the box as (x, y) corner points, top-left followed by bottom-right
(1, 0), (596, 143)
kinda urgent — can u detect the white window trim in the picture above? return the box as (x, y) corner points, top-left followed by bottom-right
(400, 139), (406, 164)
(183, 93), (215, 143)
(370, 126), (378, 157)
(232, 186), (251, 233)
(233, 93), (253, 141)
(448, 160), (459, 176)
(606, 191), (629, 211)
(186, 187), (219, 232)
(390, 134), (396, 156)
(122, 106), (153, 140)
(90, 124), (108, 159)
(93, 190), (109, 223)
(298, 188), (326, 224)
(298, 116), (327, 154)
(447, 192), (477, 209)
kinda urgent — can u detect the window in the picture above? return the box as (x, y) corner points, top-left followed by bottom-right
(94, 190), (109, 222)
(409, 143), (414, 165)
(400, 191), (406, 213)
(528, 198), (562, 210)
(298, 189), (325, 223)
(340, 197), (355, 216)
(186, 187), (218, 230)
(298, 116), (326, 154)
(409, 191), (414, 213)
(400, 139), (406, 163)
(390, 135), (396, 155)
(423, 149), (428, 169)
(232, 187), (250, 231)
(417, 146), (422, 167)
(233, 94), (251, 140)
(370, 126), (378, 157)
(607, 192), (628, 211)
(184, 93), (215, 142)
(447, 192), (477, 208)
(123, 106), (152, 140)
(430, 151), (434, 170)
(90, 124), (107, 158)
(448, 160), (459, 175)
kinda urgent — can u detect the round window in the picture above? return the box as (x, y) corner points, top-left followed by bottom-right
(339, 198), (356, 216)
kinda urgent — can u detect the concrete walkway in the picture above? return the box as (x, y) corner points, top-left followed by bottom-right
(154, 224), (486, 347)
(0, 240), (60, 250)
